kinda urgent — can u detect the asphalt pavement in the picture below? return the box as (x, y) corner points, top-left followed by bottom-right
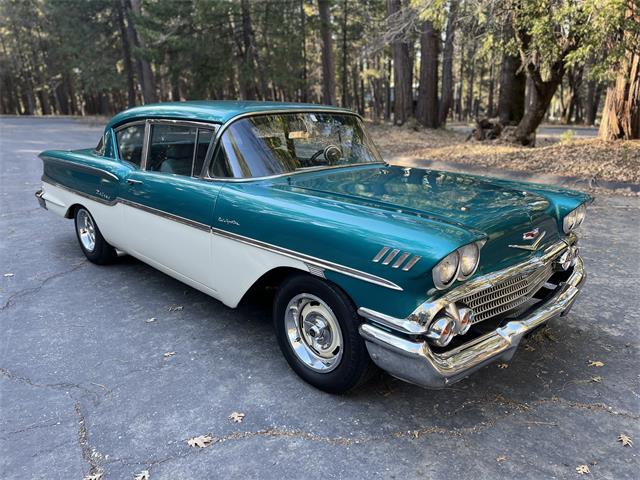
(1, 116), (638, 479)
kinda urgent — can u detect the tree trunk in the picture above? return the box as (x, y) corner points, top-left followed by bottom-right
(439, 0), (458, 124)
(388, 0), (412, 125)
(498, 51), (526, 125)
(599, 49), (640, 140)
(117, 0), (136, 108)
(318, 0), (336, 105)
(384, 57), (391, 121)
(300, 0), (308, 102)
(127, 0), (157, 104)
(513, 73), (563, 145)
(416, 21), (439, 128)
(341, 0), (349, 107)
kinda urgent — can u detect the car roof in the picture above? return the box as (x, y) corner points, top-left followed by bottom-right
(106, 100), (355, 129)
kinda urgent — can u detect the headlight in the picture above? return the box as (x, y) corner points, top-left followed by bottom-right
(563, 204), (587, 233)
(457, 243), (480, 279)
(432, 251), (459, 289)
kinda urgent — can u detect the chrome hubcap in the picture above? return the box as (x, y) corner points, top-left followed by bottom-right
(77, 209), (96, 252)
(285, 293), (343, 372)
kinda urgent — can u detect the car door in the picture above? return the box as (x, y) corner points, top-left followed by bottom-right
(117, 119), (222, 292)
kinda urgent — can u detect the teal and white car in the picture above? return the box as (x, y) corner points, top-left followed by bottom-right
(36, 101), (590, 393)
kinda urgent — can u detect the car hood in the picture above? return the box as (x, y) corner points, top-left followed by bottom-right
(279, 164), (559, 271)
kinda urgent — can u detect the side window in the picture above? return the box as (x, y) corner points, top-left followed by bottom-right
(147, 124), (197, 176)
(210, 143), (233, 178)
(116, 124), (145, 167)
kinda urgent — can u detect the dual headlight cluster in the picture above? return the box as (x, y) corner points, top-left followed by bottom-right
(563, 204), (587, 233)
(432, 241), (484, 290)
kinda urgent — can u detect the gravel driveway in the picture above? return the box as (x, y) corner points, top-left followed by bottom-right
(1, 117), (638, 479)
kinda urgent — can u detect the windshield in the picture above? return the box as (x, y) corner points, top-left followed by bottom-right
(210, 113), (383, 178)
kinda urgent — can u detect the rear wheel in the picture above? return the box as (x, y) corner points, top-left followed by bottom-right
(273, 273), (374, 393)
(74, 207), (116, 265)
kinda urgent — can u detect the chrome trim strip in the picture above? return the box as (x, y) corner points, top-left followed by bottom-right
(392, 252), (410, 269)
(40, 156), (120, 182)
(402, 255), (421, 271)
(140, 121), (151, 170)
(382, 249), (400, 265)
(40, 179), (402, 291)
(41, 176), (115, 206)
(202, 161), (387, 184)
(359, 256), (585, 388)
(372, 246), (390, 263)
(209, 225), (403, 291)
(118, 198), (211, 233)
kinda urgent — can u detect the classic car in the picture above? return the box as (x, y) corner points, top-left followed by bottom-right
(36, 101), (590, 393)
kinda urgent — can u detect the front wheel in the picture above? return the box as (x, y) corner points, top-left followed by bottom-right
(74, 207), (116, 265)
(273, 274), (374, 393)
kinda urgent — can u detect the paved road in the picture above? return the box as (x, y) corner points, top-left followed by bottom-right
(448, 123), (599, 141)
(1, 117), (638, 479)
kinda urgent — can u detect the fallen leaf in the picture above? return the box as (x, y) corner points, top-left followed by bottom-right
(168, 305), (184, 312)
(590, 376), (602, 383)
(496, 455), (507, 462)
(187, 434), (214, 448)
(618, 433), (633, 447)
(576, 465), (590, 475)
(163, 351), (176, 358)
(145, 317), (156, 323)
(588, 360), (604, 367)
(3, 273), (14, 277)
(497, 363), (509, 369)
(134, 471), (149, 480)
(524, 344), (535, 352)
(83, 472), (103, 480)
(229, 411), (245, 423)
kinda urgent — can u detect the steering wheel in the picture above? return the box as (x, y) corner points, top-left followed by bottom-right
(308, 145), (342, 165)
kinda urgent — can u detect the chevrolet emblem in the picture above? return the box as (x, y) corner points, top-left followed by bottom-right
(509, 229), (546, 251)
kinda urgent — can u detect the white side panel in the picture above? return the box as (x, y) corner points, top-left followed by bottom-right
(41, 182), (126, 249)
(42, 181), (312, 309)
(121, 204), (215, 291)
(211, 234), (308, 308)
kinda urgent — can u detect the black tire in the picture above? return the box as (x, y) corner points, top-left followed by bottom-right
(273, 273), (375, 393)
(73, 207), (117, 265)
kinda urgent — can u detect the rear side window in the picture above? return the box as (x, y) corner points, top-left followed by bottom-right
(147, 124), (214, 177)
(147, 124), (197, 176)
(116, 124), (145, 167)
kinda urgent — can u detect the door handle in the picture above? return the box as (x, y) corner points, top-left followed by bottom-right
(127, 179), (143, 185)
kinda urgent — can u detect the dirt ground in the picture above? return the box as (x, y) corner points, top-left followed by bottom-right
(368, 122), (640, 188)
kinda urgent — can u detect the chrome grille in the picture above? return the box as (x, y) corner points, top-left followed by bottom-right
(460, 263), (554, 323)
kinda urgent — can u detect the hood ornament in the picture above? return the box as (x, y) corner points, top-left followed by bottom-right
(509, 228), (546, 251)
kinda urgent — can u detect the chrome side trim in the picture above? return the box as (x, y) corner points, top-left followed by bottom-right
(118, 199), (211, 233)
(392, 252), (410, 269)
(372, 246), (390, 263)
(40, 180), (402, 291)
(40, 156), (120, 182)
(359, 256), (585, 388)
(402, 255), (421, 271)
(41, 176), (116, 206)
(381, 249), (400, 265)
(209, 225), (403, 291)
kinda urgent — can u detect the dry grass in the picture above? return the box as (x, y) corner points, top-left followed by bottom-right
(368, 122), (640, 186)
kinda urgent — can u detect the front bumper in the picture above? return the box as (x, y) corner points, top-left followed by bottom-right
(359, 250), (585, 389)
